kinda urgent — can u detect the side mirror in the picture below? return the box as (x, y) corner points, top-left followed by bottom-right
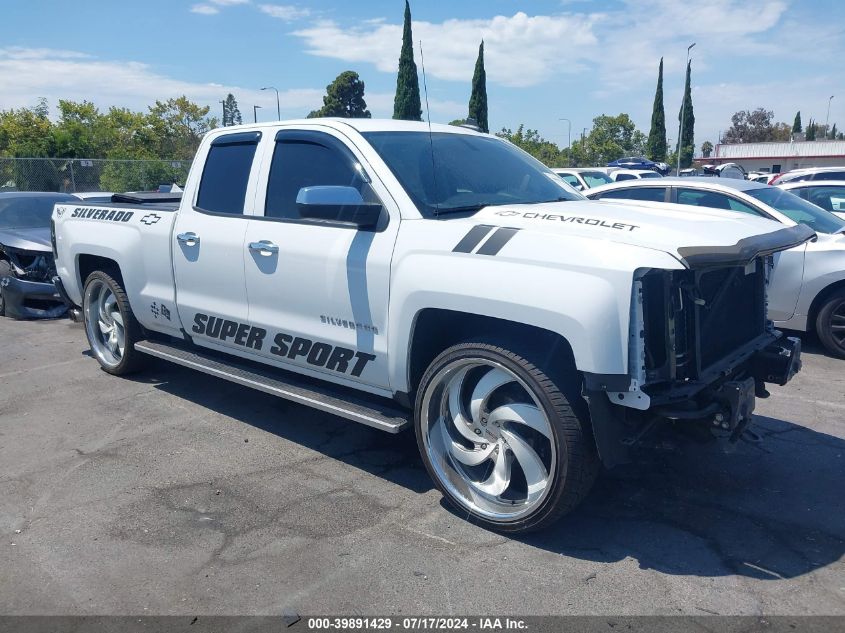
(296, 186), (382, 229)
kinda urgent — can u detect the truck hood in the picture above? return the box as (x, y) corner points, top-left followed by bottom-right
(468, 200), (816, 267)
(0, 227), (51, 252)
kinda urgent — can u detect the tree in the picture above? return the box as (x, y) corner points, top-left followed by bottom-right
(722, 108), (791, 144)
(467, 41), (488, 133)
(568, 113), (647, 166)
(393, 0), (422, 121)
(677, 60), (695, 168)
(222, 93), (242, 127)
(793, 111), (802, 134)
(646, 58), (666, 162)
(806, 119), (816, 141)
(496, 125), (565, 166)
(308, 71), (372, 119)
(701, 140), (713, 158)
(148, 96), (217, 159)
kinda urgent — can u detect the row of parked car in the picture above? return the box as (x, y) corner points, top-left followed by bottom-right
(556, 166), (845, 358)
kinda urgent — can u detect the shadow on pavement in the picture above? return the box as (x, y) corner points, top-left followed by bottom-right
(130, 356), (844, 581)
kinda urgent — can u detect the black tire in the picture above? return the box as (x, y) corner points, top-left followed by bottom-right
(816, 289), (845, 359)
(82, 270), (146, 375)
(414, 341), (599, 533)
(0, 259), (11, 316)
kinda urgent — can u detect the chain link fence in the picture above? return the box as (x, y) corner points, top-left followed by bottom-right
(0, 158), (193, 194)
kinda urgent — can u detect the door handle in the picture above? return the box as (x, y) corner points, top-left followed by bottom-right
(176, 232), (200, 247)
(248, 240), (279, 256)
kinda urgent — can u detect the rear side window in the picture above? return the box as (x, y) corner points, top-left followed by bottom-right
(265, 131), (374, 221)
(597, 187), (666, 202)
(812, 171), (845, 181)
(557, 173), (580, 188)
(196, 132), (261, 215)
(615, 173), (636, 181)
(677, 189), (762, 216)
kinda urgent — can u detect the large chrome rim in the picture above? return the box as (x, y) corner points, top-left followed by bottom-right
(84, 279), (125, 368)
(420, 359), (556, 522)
(830, 299), (845, 350)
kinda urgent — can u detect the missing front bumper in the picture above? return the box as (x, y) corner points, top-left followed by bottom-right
(0, 275), (67, 319)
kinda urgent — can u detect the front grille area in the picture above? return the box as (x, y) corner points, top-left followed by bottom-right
(642, 260), (767, 385)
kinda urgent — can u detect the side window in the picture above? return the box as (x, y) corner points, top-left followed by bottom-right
(558, 174), (580, 188)
(615, 173), (636, 181)
(677, 189), (762, 216)
(598, 187), (666, 202)
(196, 132), (260, 215)
(813, 171), (845, 181)
(265, 132), (374, 220)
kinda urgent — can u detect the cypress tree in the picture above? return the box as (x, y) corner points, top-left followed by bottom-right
(646, 57), (666, 161)
(807, 119), (816, 141)
(467, 41), (488, 133)
(792, 111), (802, 134)
(677, 60), (695, 168)
(393, 0), (422, 121)
(831, 123), (838, 139)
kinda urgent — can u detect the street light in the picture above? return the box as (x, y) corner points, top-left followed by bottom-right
(826, 95), (835, 137)
(677, 42), (696, 176)
(253, 105), (262, 124)
(558, 118), (572, 166)
(262, 86), (281, 120)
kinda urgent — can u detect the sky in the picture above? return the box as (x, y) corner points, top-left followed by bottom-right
(1, 0), (843, 151)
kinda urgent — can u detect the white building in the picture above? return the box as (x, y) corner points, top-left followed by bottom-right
(700, 140), (845, 173)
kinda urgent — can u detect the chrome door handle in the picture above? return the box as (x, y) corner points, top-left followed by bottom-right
(248, 240), (279, 256)
(176, 232), (200, 247)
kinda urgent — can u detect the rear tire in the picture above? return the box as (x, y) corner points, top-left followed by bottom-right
(414, 341), (598, 533)
(816, 289), (845, 359)
(82, 270), (146, 375)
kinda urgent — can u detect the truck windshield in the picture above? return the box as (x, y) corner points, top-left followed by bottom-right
(362, 131), (583, 217)
(747, 187), (845, 234)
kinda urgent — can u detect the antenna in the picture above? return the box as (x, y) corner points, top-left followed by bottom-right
(419, 39), (439, 216)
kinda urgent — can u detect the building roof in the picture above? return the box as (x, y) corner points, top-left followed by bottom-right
(713, 140), (845, 160)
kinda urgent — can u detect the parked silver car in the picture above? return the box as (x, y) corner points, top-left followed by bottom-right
(587, 178), (845, 357)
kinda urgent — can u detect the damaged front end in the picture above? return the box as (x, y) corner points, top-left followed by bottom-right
(0, 245), (67, 319)
(585, 225), (812, 467)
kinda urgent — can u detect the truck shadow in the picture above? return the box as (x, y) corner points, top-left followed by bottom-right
(133, 358), (844, 581)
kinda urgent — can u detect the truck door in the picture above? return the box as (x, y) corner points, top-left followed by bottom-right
(172, 131), (261, 353)
(242, 128), (399, 391)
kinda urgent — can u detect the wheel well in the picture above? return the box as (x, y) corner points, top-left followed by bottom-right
(77, 254), (122, 289)
(407, 308), (579, 398)
(808, 279), (845, 333)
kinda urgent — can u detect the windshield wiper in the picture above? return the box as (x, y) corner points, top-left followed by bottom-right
(434, 204), (489, 215)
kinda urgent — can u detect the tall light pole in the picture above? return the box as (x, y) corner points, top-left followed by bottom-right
(826, 95), (834, 137)
(262, 86), (281, 120)
(558, 118), (572, 166)
(253, 104), (262, 123)
(677, 42), (696, 176)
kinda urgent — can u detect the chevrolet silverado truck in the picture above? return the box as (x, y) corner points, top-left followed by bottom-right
(52, 119), (811, 532)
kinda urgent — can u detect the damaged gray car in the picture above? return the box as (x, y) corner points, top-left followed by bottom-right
(0, 192), (78, 319)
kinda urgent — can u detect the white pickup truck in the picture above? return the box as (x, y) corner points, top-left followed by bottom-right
(52, 119), (811, 532)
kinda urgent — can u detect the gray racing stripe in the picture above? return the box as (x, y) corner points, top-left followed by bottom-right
(476, 227), (520, 256)
(453, 224), (495, 253)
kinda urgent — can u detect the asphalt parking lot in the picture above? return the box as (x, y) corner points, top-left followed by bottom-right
(1, 316), (843, 616)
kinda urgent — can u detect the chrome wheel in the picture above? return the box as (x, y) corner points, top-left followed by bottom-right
(420, 359), (556, 522)
(84, 279), (126, 368)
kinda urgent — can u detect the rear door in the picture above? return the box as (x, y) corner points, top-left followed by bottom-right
(172, 131), (261, 353)
(242, 127), (400, 390)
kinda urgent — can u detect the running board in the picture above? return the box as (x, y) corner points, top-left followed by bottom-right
(134, 339), (410, 433)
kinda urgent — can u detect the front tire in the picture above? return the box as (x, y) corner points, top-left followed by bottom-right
(816, 289), (845, 359)
(82, 270), (146, 375)
(414, 342), (598, 533)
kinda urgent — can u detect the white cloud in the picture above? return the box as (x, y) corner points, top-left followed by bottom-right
(258, 4), (310, 21)
(210, 0), (250, 5)
(190, 4), (220, 15)
(294, 12), (601, 88)
(0, 47), (323, 121)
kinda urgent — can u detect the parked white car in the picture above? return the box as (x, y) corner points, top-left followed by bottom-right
(771, 166), (845, 185)
(778, 180), (845, 220)
(609, 169), (663, 182)
(587, 177), (845, 357)
(551, 168), (613, 190)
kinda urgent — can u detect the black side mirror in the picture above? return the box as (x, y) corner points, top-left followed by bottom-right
(296, 186), (383, 229)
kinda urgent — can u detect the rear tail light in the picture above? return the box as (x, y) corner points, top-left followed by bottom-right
(769, 173), (783, 185)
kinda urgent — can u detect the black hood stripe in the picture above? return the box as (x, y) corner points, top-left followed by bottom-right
(453, 224), (495, 253)
(477, 227), (520, 256)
